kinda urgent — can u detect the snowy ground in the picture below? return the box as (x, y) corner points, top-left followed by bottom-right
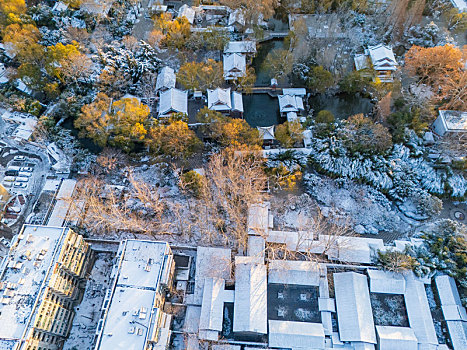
(63, 253), (115, 350)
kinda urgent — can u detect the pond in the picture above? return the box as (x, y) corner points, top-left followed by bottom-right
(61, 117), (103, 154)
(243, 93), (282, 128)
(252, 39), (285, 86)
(308, 93), (374, 120)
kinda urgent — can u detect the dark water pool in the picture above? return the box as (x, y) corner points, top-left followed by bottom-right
(243, 94), (282, 128)
(252, 39), (285, 86)
(308, 93), (374, 120)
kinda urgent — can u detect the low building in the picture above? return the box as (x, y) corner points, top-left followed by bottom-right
(52, 1), (68, 13)
(177, 4), (196, 24)
(354, 44), (397, 82)
(227, 9), (245, 32)
(257, 126), (275, 146)
(432, 110), (467, 138)
(435, 275), (467, 350)
(223, 53), (246, 81)
(278, 93), (304, 116)
(224, 41), (257, 57)
(207, 88), (243, 117)
(156, 66), (176, 93)
(0, 225), (91, 350)
(1, 110), (38, 142)
(158, 88), (188, 117)
(94, 239), (175, 350)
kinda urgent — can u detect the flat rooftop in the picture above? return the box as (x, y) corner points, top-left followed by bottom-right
(0, 225), (67, 343)
(96, 240), (172, 350)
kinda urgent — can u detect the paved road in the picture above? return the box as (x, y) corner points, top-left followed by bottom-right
(132, 0), (154, 41)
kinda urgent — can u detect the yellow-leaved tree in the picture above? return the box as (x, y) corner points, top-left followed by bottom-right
(75, 94), (150, 152)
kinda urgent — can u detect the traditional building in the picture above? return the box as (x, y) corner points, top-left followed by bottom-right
(158, 88), (188, 117)
(155, 66), (176, 93)
(354, 44), (398, 82)
(223, 53), (246, 81)
(207, 88), (243, 117)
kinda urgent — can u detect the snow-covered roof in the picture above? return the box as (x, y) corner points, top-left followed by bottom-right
(326, 236), (384, 264)
(95, 240), (173, 350)
(354, 53), (370, 71)
(278, 94), (304, 113)
(367, 269), (406, 294)
(247, 235), (265, 258)
(47, 179), (76, 227)
(233, 256), (267, 334)
(80, 0), (114, 16)
(247, 202), (270, 235)
(268, 260), (320, 285)
(199, 278), (233, 337)
(376, 326), (418, 350)
(334, 272), (377, 344)
(282, 88), (306, 96)
(228, 9), (245, 27)
(232, 91), (243, 113)
(223, 53), (246, 80)
(208, 88), (243, 113)
(449, 0), (467, 11)
(193, 247), (231, 305)
(435, 275), (467, 350)
(0, 225), (69, 345)
(367, 44), (397, 71)
(224, 41), (257, 55)
(1, 111), (37, 142)
(438, 110), (467, 132)
(158, 88), (188, 116)
(268, 320), (325, 349)
(257, 125), (275, 141)
(52, 1), (68, 12)
(156, 66), (176, 92)
(208, 87), (231, 110)
(177, 4), (196, 24)
(403, 273), (438, 346)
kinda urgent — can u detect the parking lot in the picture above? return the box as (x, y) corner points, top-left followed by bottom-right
(0, 141), (47, 232)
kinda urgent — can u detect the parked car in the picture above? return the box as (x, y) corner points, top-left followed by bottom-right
(4, 170), (18, 176)
(3, 176), (15, 182)
(7, 166), (21, 171)
(20, 167), (33, 173)
(13, 155), (26, 161)
(2, 182), (12, 188)
(14, 182), (27, 189)
(15, 177), (29, 183)
(18, 172), (32, 178)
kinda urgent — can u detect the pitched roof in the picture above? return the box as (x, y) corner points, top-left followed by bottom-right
(367, 44), (397, 71)
(233, 256), (267, 334)
(158, 88), (188, 116)
(156, 66), (176, 91)
(177, 4), (196, 24)
(278, 94), (304, 113)
(228, 9), (245, 27)
(268, 320), (325, 349)
(282, 88), (306, 96)
(199, 278), (232, 336)
(334, 272), (377, 344)
(367, 269), (406, 294)
(376, 326), (418, 350)
(257, 125), (275, 141)
(403, 273), (438, 346)
(268, 260), (320, 286)
(223, 53), (246, 79)
(231, 91), (243, 112)
(207, 88), (231, 111)
(224, 41), (257, 55)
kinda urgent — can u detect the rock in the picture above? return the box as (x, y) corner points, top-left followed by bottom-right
(354, 224), (366, 234)
(321, 206), (330, 217)
(141, 164), (149, 171)
(365, 225), (379, 234)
